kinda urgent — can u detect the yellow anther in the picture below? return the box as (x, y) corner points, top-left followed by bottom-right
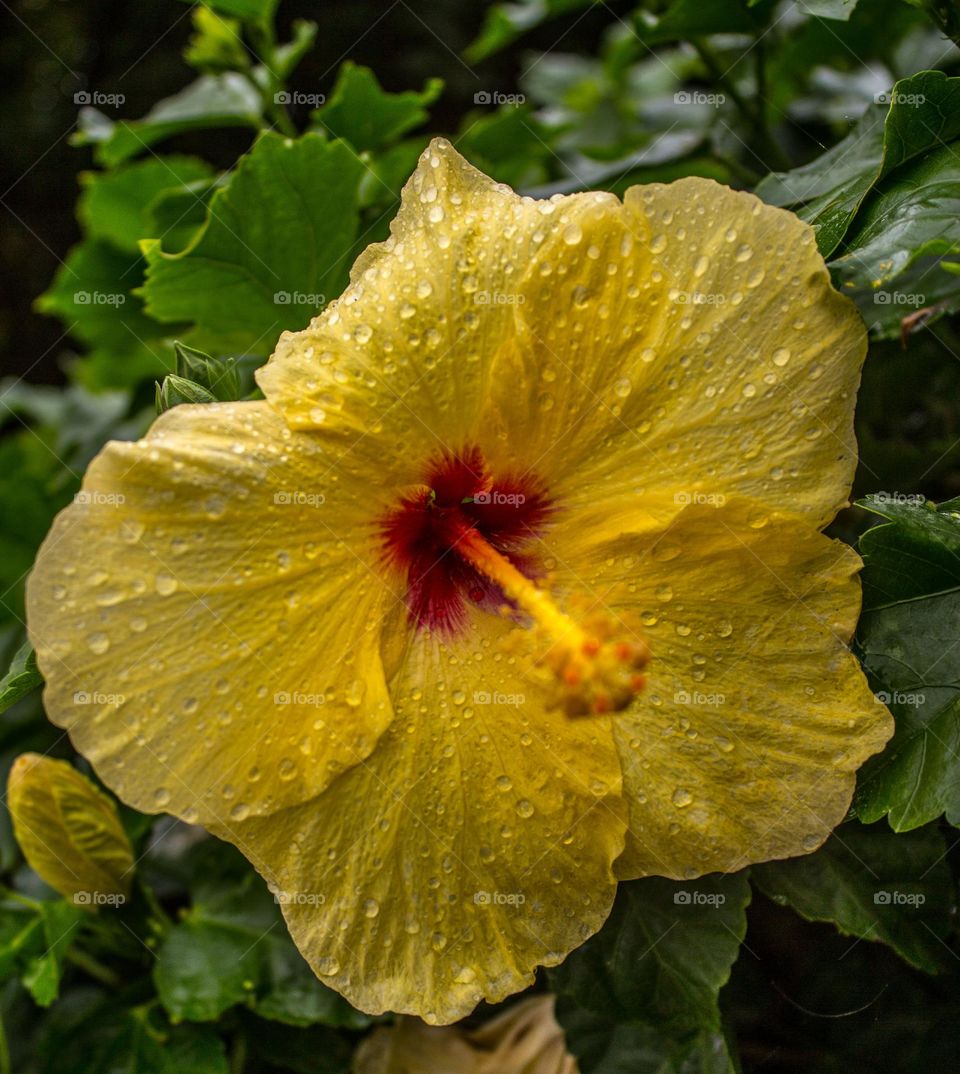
(451, 523), (649, 716)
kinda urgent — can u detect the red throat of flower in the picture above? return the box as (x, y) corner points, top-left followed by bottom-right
(379, 446), (649, 717)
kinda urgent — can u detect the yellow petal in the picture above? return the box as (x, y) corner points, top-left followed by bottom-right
(27, 402), (395, 827)
(576, 498), (893, 879)
(487, 176), (865, 534)
(213, 613), (625, 1024)
(8, 753), (134, 908)
(354, 995), (578, 1074)
(256, 139), (627, 486)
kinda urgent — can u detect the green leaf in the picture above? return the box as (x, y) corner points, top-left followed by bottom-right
(140, 132), (365, 356)
(43, 1007), (229, 1074)
(0, 642), (41, 715)
(145, 175), (228, 255)
(272, 20), (319, 82)
(465, 0), (597, 62)
(0, 897), (83, 1007)
(78, 157), (215, 253)
(554, 1016), (738, 1074)
(154, 845), (367, 1028)
(757, 70), (960, 257)
(183, 6), (249, 74)
(73, 74), (263, 168)
(830, 143), (960, 333)
(754, 823), (954, 972)
(854, 495), (960, 830)
(311, 63), (442, 153)
(551, 873), (750, 1069)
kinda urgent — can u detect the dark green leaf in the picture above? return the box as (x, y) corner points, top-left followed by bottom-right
(830, 143), (960, 334)
(754, 823), (954, 972)
(556, 1013), (738, 1074)
(0, 643), (41, 715)
(550, 873), (750, 1059)
(141, 132), (365, 356)
(758, 70), (960, 257)
(311, 63), (441, 153)
(0, 897), (83, 1007)
(44, 1007), (229, 1074)
(154, 848), (368, 1028)
(855, 495), (960, 829)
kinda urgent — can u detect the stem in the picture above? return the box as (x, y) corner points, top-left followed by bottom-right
(247, 21), (298, 137)
(691, 36), (791, 173)
(691, 37), (758, 129)
(66, 948), (123, 989)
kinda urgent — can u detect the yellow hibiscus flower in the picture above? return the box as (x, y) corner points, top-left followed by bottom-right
(26, 138), (892, 1024)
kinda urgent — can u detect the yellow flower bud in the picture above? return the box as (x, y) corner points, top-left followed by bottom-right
(7, 753), (134, 910)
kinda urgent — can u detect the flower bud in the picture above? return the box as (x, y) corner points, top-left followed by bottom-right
(174, 340), (241, 400)
(8, 753), (134, 910)
(156, 373), (217, 413)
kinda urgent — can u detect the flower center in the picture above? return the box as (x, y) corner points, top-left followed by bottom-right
(379, 447), (649, 717)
